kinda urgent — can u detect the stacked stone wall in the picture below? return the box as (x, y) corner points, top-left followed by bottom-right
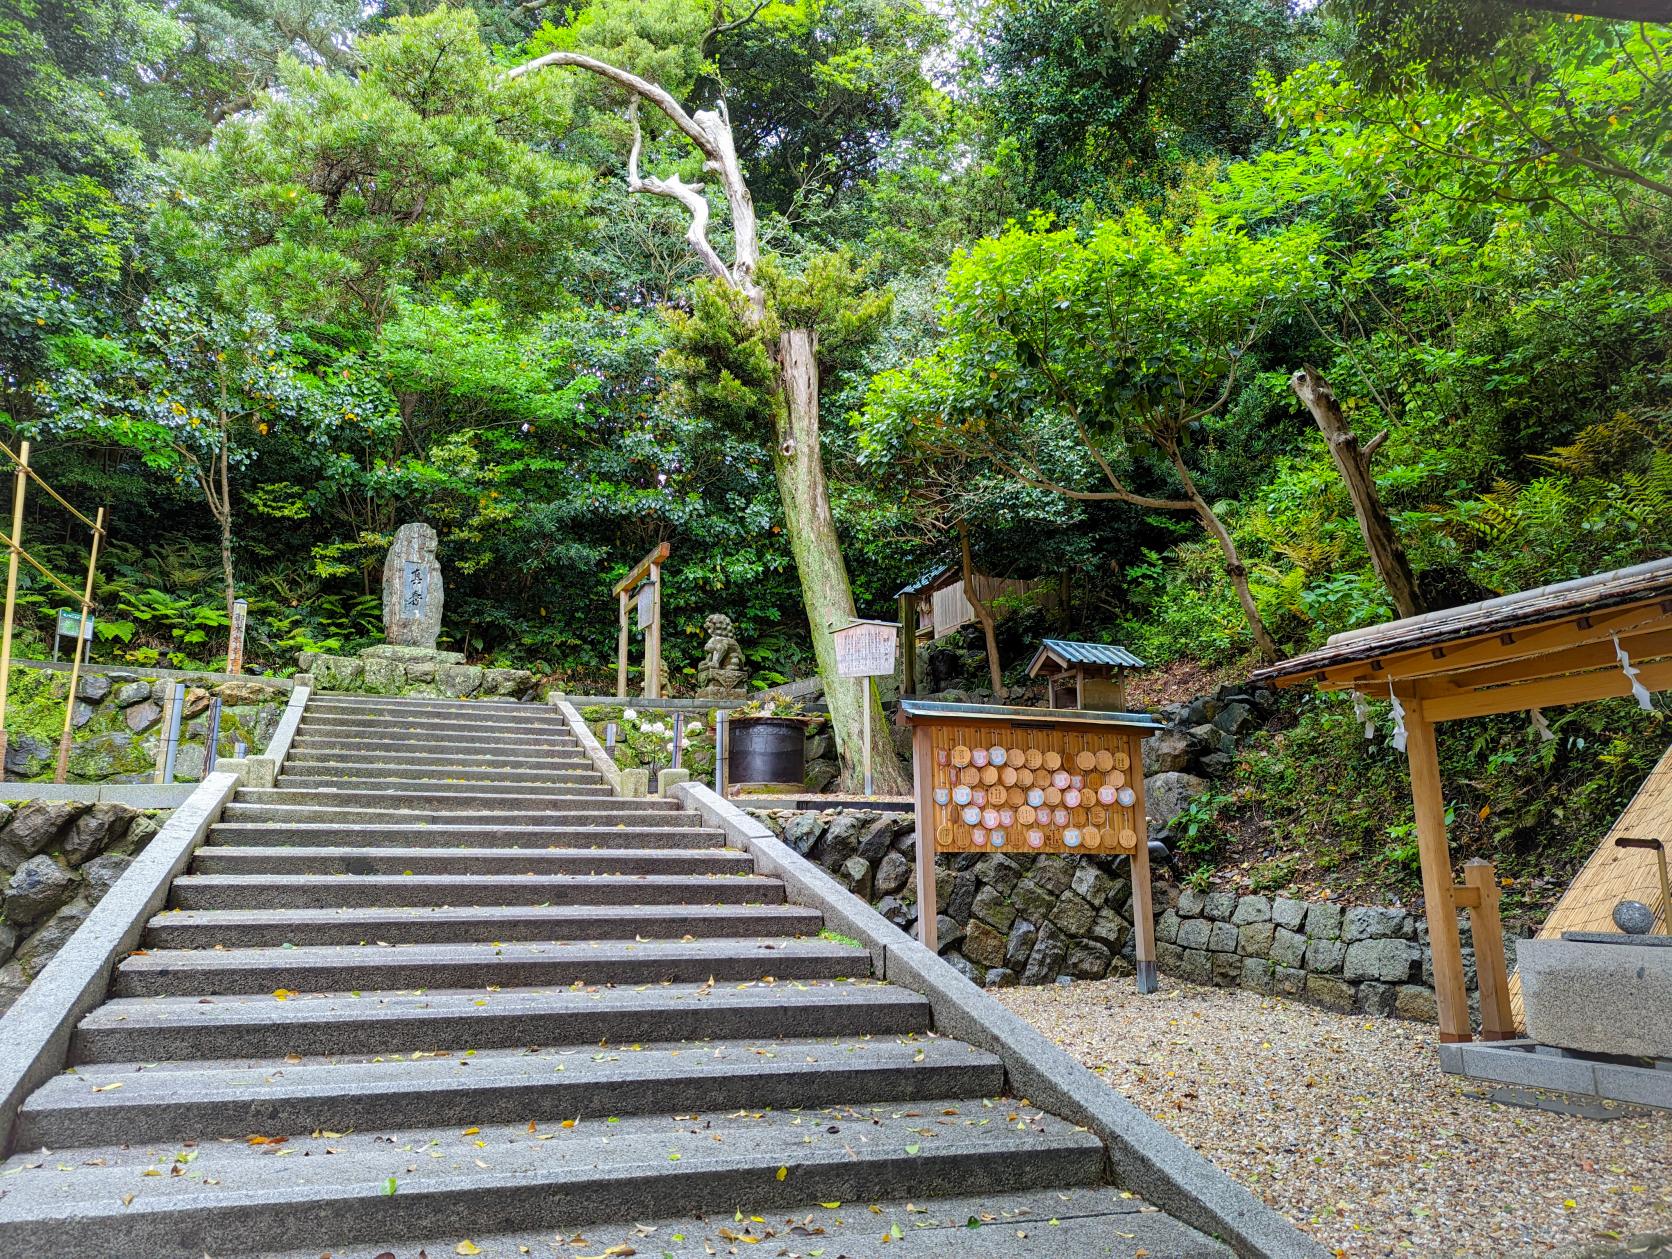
(752, 807), (1513, 1026)
(0, 799), (162, 1010)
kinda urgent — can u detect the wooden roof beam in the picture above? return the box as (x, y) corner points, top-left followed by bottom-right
(1419, 657), (1672, 722)
(1306, 599), (1672, 692)
(1429, 625), (1672, 693)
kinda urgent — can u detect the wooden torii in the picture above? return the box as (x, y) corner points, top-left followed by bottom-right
(614, 543), (668, 699)
(1255, 558), (1672, 1044)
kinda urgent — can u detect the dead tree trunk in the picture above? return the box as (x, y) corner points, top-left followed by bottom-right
(957, 519), (1005, 700)
(774, 330), (908, 793)
(1290, 367), (1425, 621)
(508, 48), (905, 791)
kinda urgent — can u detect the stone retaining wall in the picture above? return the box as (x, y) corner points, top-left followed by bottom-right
(297, 651), (534, 699)
(0, 799), (162, 1011)
(3, 666), (288, 783)
(752, 807), (1511, 1026)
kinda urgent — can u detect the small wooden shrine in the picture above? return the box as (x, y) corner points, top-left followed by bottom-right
(1026, 639), (1146, 711)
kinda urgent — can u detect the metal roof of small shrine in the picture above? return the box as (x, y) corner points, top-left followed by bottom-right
(1027, 639), (1146, 673)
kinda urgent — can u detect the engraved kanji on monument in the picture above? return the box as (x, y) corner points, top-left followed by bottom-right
(382, 523), (443, 649)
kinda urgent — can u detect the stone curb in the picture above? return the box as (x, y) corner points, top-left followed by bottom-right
(262, 685), (312, 772)
(0, 771), (241, 1156)
(552, 699), (624, 795)
(667, 780), (1326, 1259)
(7, 658), (298, 689)
(0, 784), (199, 807)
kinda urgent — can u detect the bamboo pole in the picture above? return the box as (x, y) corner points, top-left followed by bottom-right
(54, 505), (106, 783)
(0, 442), (30, 783)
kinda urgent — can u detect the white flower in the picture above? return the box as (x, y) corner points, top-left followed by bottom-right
(623, 708), (638, 720)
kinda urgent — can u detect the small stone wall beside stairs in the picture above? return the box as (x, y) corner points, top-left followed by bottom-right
(753, 807), (1511, 1027)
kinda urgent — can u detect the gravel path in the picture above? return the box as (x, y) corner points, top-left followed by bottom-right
(997, 977), (1671, 1258)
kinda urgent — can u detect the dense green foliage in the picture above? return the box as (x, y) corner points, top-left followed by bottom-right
(1, 0), (1668, 893)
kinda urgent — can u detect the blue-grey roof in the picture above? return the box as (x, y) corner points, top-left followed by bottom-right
(1029, 639), (1146, 672)
(898, 699), (1163, 730)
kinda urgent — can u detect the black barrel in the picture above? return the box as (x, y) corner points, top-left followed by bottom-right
(726, 716), (806, 786)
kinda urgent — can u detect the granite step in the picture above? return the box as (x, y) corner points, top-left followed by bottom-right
(285, 748), (590, 770)
(243, 1187), (1232, 1259)
(188, 845), (751, 877)
(299, 713), (572, 737)
(142, 902), (825, 948)
(245, 783), (620, 805)
(208, 817), (721, 843)
(167, 872), (788, 910)
(72, 978), (929, 1062)
(0, 1096), (1104, 1259)
(110, 937), (866, 997)
(272, 775), (615, 796)
(275, 762), (596, 784)
(17, 1036), (999, 1147)
(305, 696), (551, 714)
(290, 734), (578, 754)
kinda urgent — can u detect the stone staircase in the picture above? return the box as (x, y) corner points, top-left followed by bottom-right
(0, 693), (1231, 1258)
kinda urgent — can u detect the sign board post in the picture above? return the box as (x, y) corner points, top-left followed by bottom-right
(612, 543), (670, 699)
(52, 609), (94, 662)
(833, 619), (899, 797)
(227, 598), (248, 674)
(898, 698), (1164, 993)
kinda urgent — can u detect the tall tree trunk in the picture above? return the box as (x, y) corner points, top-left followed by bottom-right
(217, 433), (236, 624)
(774, 329), (908, 794)
(957, 519), (1005, 700)
(1291, 367), (1426, 621)
(1165, 443), (1280, 662)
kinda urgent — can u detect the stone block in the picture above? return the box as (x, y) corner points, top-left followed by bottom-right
(1237, 922), (1274, 957)
(4, 855), (74, 927)
(1176, 918), (1211, 951)
(1050, 890), (1096, 938)
(1270, 927), (1307, 968)
(1344, 906), (1409, 942)
(1070, 862), (1118, 908)
(1594, 1062), (1672, 1112)
(1231, 895), (1271, 925)
(1458, 1044), (1597, 1095)
(837, 856), (874, 901)
(1305, 937), (1346, 974)
(1177, 948), (1212, 985)
(1155, 909), (1181, 945)
(1155, 942), (1185, 974)
(971, 884), (1016, 934)
(1176, 887), (1207, 917)
(1344, 938), (1416, 983)
(618, 768), (649, 798)
(80, 853), (132, 901)
(1142, 728), (1195, 775)
(972, 853), (1023, 896)
(1520, 938), (1672, 1059)
(0, 800), (87, 872)
(1145, 772), (1209, 831)
(855, 818), (894, 865)
(780, 813), (821, 855)
(1271, 897), (1307, 931)
(383, 522), (443, 648)
(813, 815), (866, 868)
(1090, 908), (1128, 952)
(1304, 901), (1343, 941)
(1394, 985), (1437, 1023)
(1021, 926), (1069, 985)
(873, 850), (911, 899)
(962, 918), (1009, 969)
(946, 871), (980, 923)
(62, 802), (136, 867)
(313, 656), (365, 690)
(1012, 879), (1057, 925)
(983, 967), (1019, 989)
(436, 664), (483, 697)
(359, 658), (406, 693)
(1274, 966), (1306, 997)
(1203, 892), (1236, 922)
(1210, 951), (1242, 986)
(1004, 920), (1038, 972)
(114, 681), (151, 707)
(1029, 855), (1074, 895)
(1305, 974), (1355, 1012)
(1208, 921), (1239, 953)
(1240, 958), (1274, 994)
(1068, 940), (1112, 980)
(1356, 981), (1398, 1018)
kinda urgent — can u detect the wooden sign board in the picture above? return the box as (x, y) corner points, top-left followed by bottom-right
(833, 619), (898, 678)
(900, 699), (1164, 993)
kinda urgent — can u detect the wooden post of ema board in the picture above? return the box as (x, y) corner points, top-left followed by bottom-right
(646, 559), (662, 700)
(1403, 692), (1472, 1043)
(912, 720), (937, 951)
(1461, 859), (1516, 1040)
(1129, 789), (1158, 993)
(616, 590), (629, 698)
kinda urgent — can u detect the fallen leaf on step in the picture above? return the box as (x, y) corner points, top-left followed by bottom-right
(455, 1243), (482, 1256)
(91, 1082), (123, 1092)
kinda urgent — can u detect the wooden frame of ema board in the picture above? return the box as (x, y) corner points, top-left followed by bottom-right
(899, 699), (1166, 994)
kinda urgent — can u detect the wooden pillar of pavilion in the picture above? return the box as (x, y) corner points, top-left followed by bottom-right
(1401, 692), (1472, 1042)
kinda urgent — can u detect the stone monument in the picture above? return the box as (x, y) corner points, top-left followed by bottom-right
(695, 613), (750, 699)
(381, 523), (444, 650)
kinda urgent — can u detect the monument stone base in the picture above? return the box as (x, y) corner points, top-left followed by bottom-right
(360, 644), (465, 665)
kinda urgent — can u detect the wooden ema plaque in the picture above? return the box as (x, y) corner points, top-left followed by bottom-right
(900, 700), (1162, 994)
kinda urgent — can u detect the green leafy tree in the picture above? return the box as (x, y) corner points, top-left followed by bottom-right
(859, 209), (1322, 661)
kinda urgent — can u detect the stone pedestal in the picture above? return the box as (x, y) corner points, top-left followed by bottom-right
(1520, 937), (1672, 1060)
(382, 523), (443, 650)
